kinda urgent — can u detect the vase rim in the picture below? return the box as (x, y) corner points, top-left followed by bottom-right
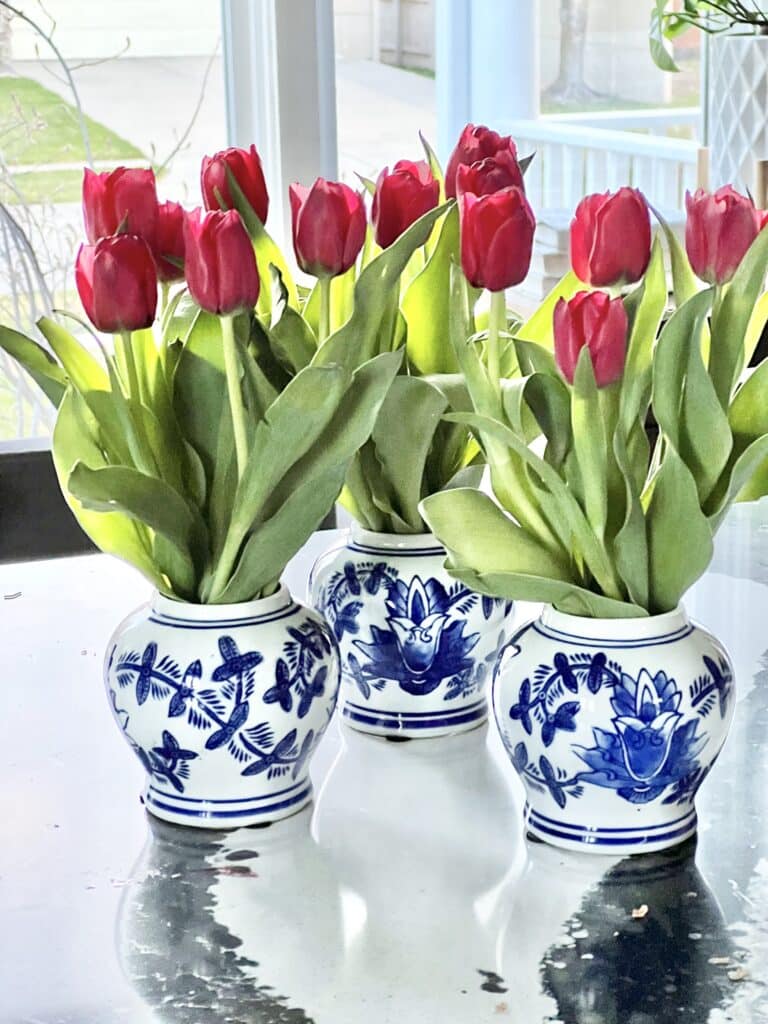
(540, 603), (689, 640)
(349, 523), (444, 552)
(151, 583), (292, 621)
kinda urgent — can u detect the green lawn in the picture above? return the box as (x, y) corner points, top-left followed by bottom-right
(0, 76), (144, 204)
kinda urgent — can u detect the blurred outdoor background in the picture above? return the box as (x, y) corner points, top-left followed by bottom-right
(0, 0), (701, 443)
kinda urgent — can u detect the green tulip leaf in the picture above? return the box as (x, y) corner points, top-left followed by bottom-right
(37, 315), (108, 394)
(571, 347), (608, 542)
(514, 338), (558, 378)
(612, 428), (649, 609)
(402, 205), (459, 374)
(0, 326), (67, 408)
(268, 266), (317, 374)
(523, 371), (572, 467)
(710, 227), (768, 407)
(314, 202), (450, 371)
(516, 270), (583, 349)
(620, 236), (667, 433)
(651, 206), (698, 306)
(646, 449), (713, 613)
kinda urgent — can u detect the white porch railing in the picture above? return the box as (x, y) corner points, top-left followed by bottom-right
(503, 115), (702, 213)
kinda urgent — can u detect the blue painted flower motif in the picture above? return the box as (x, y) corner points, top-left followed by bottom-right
(541, 701), (580, 747)
(510, 678), (534, 735)
(353, 574), (480, 696)
(575, 669), (706, 804)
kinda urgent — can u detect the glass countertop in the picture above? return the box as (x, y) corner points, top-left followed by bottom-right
(2, 509), (768, 1023)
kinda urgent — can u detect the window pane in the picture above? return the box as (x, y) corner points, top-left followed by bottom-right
(0, 2), (225, 443)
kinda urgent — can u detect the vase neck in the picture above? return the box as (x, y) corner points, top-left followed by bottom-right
(349, 524), (445, 555)
(151, 583), (293, 623)
(539, 604), (690, 643)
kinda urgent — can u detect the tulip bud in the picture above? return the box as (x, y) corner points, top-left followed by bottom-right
(445, 123), (520, 200)
(289, 178), (366, 278)
(455, 149), (524, 198)
(82, 167), (159, 249)
(154, 201), (186, 283)
(685, 186), (761, 285)
(75, 235), (157, 334)
(183, 209), (260, 315)
(459, 186), (535, 292)
(372, 159), (439, 249)
(570, 188), (651, 287)
(554, 290), (628, 388)
(201, 144), (269, 225)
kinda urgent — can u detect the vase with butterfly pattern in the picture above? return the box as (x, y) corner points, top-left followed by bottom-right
(493, 604), (735, 853)
(309, 526), (514, 737)
(104, 586), (339, 828)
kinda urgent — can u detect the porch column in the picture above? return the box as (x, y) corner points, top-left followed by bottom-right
(435, 0), (539, 161)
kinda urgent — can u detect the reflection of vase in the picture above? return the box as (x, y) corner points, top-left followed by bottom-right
(709, 34), (768, 193)
(105, 585), (339, 827)
(498, 838), (734, 1024)
(309, 725), (526, 1017)
(494, 605), (735, 853)
(119, 810), (343, 1021)
(310, 525), (513, 737)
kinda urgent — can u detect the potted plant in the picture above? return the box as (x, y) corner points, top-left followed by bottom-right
(421, 184), (768, 852)
(308, 126), (533, 738)
(650, 1), (768, 193)
(0, 153), (438, 827)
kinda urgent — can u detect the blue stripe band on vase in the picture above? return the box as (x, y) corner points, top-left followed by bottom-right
(149, 604), (300, 630)
(342, 702), (487, 731)
(348, 543), (446, 558)
(526, 805), (697, 848)
(343, 698), (486, 719)
(146, 782), (312, 819)
(532, 622), (694, 649)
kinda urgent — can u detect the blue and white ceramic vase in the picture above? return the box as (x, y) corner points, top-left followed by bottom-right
(309, 525), (514, 737)
(494, 604), (735, 854)
(104, 585), (339, 828)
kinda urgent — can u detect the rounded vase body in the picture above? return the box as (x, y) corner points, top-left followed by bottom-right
(493, 605), (735, 854)
(310, 526), (514, 737)
(104, 585), (339, 828)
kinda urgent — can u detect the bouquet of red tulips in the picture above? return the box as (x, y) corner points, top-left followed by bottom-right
(423, 184), (768, 617)
(317, 125), (536, 534)
(0, 150), (444, 603)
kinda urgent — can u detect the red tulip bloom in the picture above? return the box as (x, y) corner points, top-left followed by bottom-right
(201, 144), (269, 225)
(686, 186), (761, 285)
(445, 123), (520, 199)
(82, 167), (158, 249)
(570, 188), (651, 287)
(75, 234), (157, 334)
(154, 201), (186, 283)
(554, 290), (628, 388)
(289, 178), (366, 278)
(455, 149), (525, 198)
(459, 186), (535, 292)
(183, 208), (260, 315)
(372, 159), (439, 249)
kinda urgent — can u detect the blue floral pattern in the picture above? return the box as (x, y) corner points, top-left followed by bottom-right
(109, 619), (335, 790)
(320, 560), (498, 698)
(503, 651), (733, 809)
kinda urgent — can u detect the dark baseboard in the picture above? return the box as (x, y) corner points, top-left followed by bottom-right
(0, 446), (338, 564)
(0, 447), (95, 563)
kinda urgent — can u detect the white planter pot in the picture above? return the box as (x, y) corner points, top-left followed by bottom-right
(309, 526), (515, 737)
(709, 34), (768, 193)
(493, 604), (735, 854)
(104, 585), (339, 828)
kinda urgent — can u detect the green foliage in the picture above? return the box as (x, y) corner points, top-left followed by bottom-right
(649, 1), (768, 72)
(421, 223), (768, 617)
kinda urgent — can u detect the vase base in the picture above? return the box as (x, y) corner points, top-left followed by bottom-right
(524, 804), (698, 855)
(143, 779), (313, 829)
(341, 698), (487, 738)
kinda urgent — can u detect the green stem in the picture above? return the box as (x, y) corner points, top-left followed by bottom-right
(487, 289), (507, 401)
(160, 281), (170, 319)
(121, 330), (142, 403)
(221, 315), (249, 481)
(318, 276), (332, 345)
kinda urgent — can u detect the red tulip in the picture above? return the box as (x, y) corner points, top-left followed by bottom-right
(372, 159), (439, 249)
(554, 290), (628, 388)
(685, 186), (761, 285)
(445, 123), (520, 200)
(183, 209), (260, 315)
(154, 201), (186, 283)
(201, 144), (269, 225)
(459, 186), (535, 292)
(570, 188), (651, 287)
(75, 234), (157, 334)
(82, 167), (158, 249)
(289, 178), (366, 278)
(455, 149), (525, 198)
